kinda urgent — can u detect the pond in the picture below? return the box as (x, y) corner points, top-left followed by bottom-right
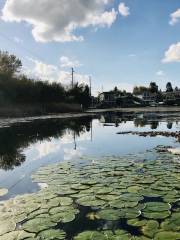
(0, 111), (179, 239)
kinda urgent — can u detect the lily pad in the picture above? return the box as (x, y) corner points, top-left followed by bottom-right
(97, 209), (125, 221)
(0, 231), (19, 240)
(74, 231), (106, 240)
(76, 196), (106, 207)
(154, 231), (180, 240)
(0, 220), (16, 236)
(37, 229), (66, 239)
(0, 188), (8, 197)
(22, 218), (56, 233)
(128, 219), (147, 227)
(144, 202), (171, 212)
(142, 210), (170, 219)
(141, 220), (159, 238)
(161, 213), (180, 231)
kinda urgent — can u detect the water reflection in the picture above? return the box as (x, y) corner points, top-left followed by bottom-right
(99, 112), (177, 130)
(0, 112), (180, 199)
(0, 112), (179, 171)
(0, 117), (92, 170)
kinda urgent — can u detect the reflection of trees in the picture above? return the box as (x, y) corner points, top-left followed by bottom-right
(100, 112), (133, 125)
(134, 118), (148, 127)
(0, 117), (92, 170)
(0, 153), (25, 171)
(150, 121), (159, 130)
(167, 122), (173, 129)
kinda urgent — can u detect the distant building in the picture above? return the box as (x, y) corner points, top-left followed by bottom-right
(98, 91), (142, 108)
(142, 91), (158, 104)
(98, 92), (117, 106)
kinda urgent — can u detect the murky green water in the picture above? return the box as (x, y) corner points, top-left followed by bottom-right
(0, 112), (179, 239)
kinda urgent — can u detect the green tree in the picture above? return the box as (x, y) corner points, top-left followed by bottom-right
(166, 82), (173, 92)
(149, 82), (158, 93)
(0, 51), (22, 76)
(133, 86), (148, 95)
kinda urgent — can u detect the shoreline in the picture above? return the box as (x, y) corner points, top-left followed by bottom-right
(0, 106), (180, 121)
(86, 106), (180, 114)
(0, 112), (96, 128)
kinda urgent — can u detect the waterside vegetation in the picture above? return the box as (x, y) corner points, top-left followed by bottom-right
(0, 51), (91, 117)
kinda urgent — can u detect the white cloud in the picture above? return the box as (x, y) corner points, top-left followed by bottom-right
(28, 58), (59, 82)
(118, 2), (130, 17)
(169, 8), (180, 25)
(162, 42), (180, 63)
(59, 70), (89, 85)
(2, 0), (117, 42)
(60, 56), (81, 68)
(64, 147), (84, 161)
(156, 70), (165, 76)
(25, 58), (89, 85)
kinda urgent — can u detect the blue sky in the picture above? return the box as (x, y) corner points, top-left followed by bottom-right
(0, 0), (180, 94)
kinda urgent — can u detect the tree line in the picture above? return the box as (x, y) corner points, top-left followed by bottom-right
(0, 51), (91, 110)
(133, 82), (179, 95)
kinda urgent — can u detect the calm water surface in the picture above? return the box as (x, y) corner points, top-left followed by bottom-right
(0, 112), (179, 199)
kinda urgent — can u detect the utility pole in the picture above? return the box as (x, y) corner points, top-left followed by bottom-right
(71, 68), (75, 88)
(89, 76), (92, 97)
(101, 85), (104, 93)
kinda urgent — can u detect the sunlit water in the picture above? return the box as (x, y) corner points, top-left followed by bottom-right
(0, 112), (179, 200)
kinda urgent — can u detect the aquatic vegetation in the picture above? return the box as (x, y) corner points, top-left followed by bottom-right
(0, 188), (8, 197)
(97, 208), (125, 221)
(0, 149), (179, 239)
(37, 229), (66, 239)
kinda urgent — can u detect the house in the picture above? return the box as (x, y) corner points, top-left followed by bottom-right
(98, 92), (117, 106)
(142, 91), (158, 104)
(98, 91), (141, 108)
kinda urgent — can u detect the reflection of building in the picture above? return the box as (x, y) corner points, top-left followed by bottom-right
(99, 112), (133, 127)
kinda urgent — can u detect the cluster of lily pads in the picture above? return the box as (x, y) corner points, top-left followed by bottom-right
(0, 149), (179, 239)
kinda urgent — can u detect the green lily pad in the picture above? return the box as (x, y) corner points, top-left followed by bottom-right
(144, 202), (171, 212)
(115, 200), (139, 209)
(37, 229), (66, 239)
(142, 210), (170, 219)
(97, 209), (125, 221)
(161, 213), (180, 231)
(128, 219), (147, 227)
(51, 212), (76, 223)
(114, 229), (132, 239)
(71, 184), (90, 190)
(96, 194), (120, 201)
(76, 196), (106, 207)
(96, 187), (113, 194)
(22, 218), (56, 233)
(154, 231), (180, 240)
(141, 220), (159, 238)
(74, 231), (106, 240)
(127, 186), (142, 193)
(124, 208), (141, 219)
